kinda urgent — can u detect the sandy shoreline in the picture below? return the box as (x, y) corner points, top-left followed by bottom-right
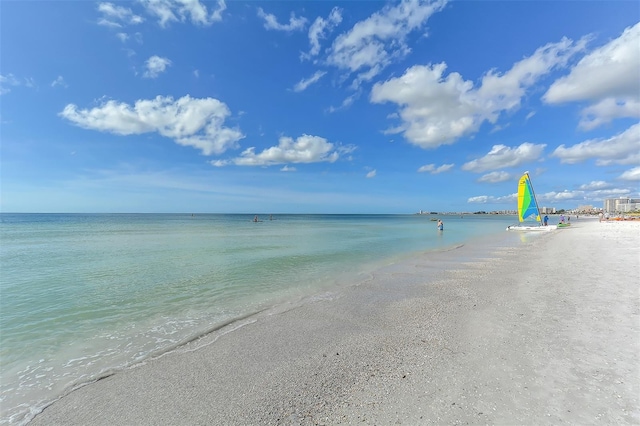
(30, 219), (640, 425)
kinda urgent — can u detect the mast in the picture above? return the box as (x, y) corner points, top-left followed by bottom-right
(524, 171), (542, 223)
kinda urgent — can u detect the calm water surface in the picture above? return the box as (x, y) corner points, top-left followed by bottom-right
(0, 213), (519, 424)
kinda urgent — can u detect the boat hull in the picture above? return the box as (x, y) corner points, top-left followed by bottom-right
(506, 225), (557, 231)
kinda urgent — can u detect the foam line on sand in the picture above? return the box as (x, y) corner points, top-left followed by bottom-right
(30, 219), (640, 425)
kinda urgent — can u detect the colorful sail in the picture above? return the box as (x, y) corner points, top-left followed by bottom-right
(517, 173), (541, 223)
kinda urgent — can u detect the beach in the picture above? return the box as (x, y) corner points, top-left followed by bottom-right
(29, 219), (640, 425)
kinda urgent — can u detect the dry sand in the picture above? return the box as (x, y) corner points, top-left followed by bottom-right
(30, 219), (640, 425)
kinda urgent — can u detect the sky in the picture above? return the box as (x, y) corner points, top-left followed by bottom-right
(1, 0), (639, 214)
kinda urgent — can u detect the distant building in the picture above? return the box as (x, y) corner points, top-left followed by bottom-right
(576, 205), (596, 213)
(540, 206), (556, 214)
(604, 197), (640, 213)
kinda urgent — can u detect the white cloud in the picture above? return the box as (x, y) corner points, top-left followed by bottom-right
(116, 32), (129, 42)
(212, 134), (354, 167)
(144, 55), (172, 78)
(281, 165), (297, 172)
(293, 71), (326, 92)
(0, 74), (20, 95)
(141, 0), (226, 27)
(579, 181), (609, 190)
(59, 95), (244, 155)
(51, 76), (68, 88)
(462, 143), (546, 173)
(0, 74), (37, 94)
(417, 163), (453, 174)
(327, 91), (361, 113)
(467, 194), (515, 204)
(467, 195), (490, 203)
(304, 7), (342, 59)
(539, 190), (583, 202)
(366, 169), (377, 178)
(371, 37), (586, 148)
(257, 8), (307, 32)
(327, 0), (447, 87)
(97, 2), (144, 27)
(577, 98), (640, 131)
(23, 77), (36, 89)
(588, 188), (632, 198)
(619, 166), (640, 181)
(477, 171), (511, 183)
(551, 123), (640, 166)
(544, 23), (640, 130)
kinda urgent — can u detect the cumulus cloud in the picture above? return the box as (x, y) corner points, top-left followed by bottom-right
(462, 143), (546, 173)
(59, 95), (244, 155)
(551, 122), (640, 166)
(140, 0), (226, 27)
(417, 163), (454, 174)
(366, 169), (377, 178)
(303, 7), (342, 59)
(619, 166), (640, 181)
(327, 0), (446, 88)
(212, 134), (354, 167)
(544, 23), (640, 130)
(371, 37), (586, 148)
(477, 171), (511, 183)
(537, 190), (587, 203)
(257, 8), (307, 32)
(144, 55), (172, 78)
(579, 181), (609, 190)
(579, 98), (640, 131)
(97, 2), (144, 27)
(293, 71), (327, 92)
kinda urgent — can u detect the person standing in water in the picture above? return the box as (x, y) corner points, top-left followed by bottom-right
(437, 219), (444, 231)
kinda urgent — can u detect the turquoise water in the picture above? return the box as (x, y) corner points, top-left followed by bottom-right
(0, 213), (520, 424)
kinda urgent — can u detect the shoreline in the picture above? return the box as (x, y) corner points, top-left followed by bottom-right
(30, 220), (640, 425)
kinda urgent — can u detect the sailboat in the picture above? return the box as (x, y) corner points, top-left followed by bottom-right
(506, 172), (557, 231)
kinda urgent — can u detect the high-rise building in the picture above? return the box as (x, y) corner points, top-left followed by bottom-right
(604, 197), (640, 213)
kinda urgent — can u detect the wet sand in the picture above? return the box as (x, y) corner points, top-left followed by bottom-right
(30, 219), (640, 425)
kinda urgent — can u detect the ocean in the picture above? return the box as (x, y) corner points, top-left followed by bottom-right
(1, 213), (525, 424)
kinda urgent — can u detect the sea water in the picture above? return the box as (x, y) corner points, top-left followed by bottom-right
(0, 213), (522, 424)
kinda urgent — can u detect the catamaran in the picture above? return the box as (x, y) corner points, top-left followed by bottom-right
(507, 172), (557, 231)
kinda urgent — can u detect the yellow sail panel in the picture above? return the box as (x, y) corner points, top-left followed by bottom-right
(517, 174), (540, 222)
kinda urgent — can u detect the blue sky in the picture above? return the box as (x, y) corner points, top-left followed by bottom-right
(1, 0), (638, 214)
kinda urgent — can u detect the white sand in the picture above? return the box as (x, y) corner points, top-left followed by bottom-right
(30, 219), (640, 425)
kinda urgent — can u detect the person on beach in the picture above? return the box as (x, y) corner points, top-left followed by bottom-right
(544, 215), (549, 226)
(437, 219), (444, 231)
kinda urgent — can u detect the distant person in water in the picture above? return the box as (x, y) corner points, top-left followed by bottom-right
(544, 215), (549, 226)
(253, 215), (259, 222)
(437, 219), (444, 231)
